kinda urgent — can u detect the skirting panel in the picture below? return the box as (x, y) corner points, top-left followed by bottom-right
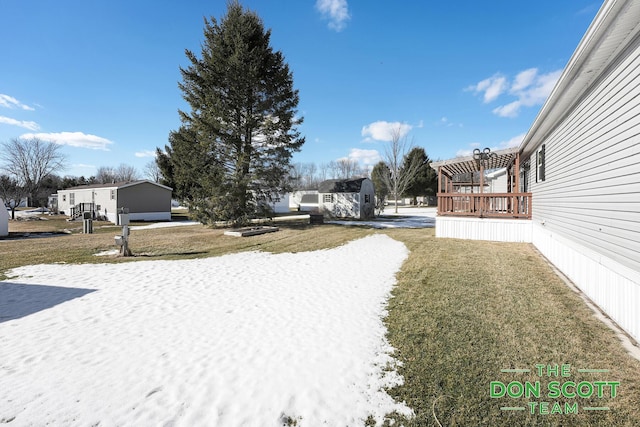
(533, 224), (640, 343)
(107, 211), (171, 224)
(435, 216), (533, 242)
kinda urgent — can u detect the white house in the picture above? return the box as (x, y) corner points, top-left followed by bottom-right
(318, 178), (375, 219)
(0, 199), (8, 237)
(431, 0), (640, 342)
(58, 180), (173, 224)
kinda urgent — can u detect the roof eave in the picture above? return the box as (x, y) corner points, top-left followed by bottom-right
(520, 0), (640, 158)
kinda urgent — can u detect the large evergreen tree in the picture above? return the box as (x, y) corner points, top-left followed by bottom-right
(371, 161), (390, 216)
(403, 147), (437, 203)
(160, 2), (304, 225)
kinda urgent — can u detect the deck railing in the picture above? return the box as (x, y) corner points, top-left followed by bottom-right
(69, 203), (95, 220)
(437, 192), (532, 219)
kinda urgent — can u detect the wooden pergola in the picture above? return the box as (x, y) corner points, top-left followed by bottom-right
(430, 147), (532, 219)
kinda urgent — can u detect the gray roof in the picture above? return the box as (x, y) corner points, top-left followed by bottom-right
(64, 180), (172, 191)
(318, 178), (367, 193)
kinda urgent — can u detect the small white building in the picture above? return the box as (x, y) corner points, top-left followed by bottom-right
(0, 199), (9, 237)
(318, 178), (375, 219)
(58, 180), (173, 224)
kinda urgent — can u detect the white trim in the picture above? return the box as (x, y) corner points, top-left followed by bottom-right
(435, 217), (533, 242)
(532, 223), (640, 342)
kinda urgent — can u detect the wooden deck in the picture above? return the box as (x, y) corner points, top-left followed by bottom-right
(437, 192), (532, 219)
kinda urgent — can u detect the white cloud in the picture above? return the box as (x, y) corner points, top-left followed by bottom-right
(499, 133), (525, 149)
(315, 0), (350, 32)
(0, 115), (40, 131)
(510, 68), (538, 93)
(492, 101), (522, 118)
(345, 148), (381, 166)
(0, 94), (35, 111)
(361, 121), (412, 142)
(518, 69), (562, 106)
(474, 68), (563, 118)
(20, 132), (114, 151)
(468, 75), (508, 103)
(135, 150), (157, 158)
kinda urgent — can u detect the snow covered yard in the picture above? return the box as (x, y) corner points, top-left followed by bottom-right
(328, 206), (437, 229)
(0, 234), (413, 426)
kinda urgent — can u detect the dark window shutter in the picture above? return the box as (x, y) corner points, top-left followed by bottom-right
(540, 144), (546, 181)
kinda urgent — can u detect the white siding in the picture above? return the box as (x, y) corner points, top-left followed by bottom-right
(320, 193), (359, 218)
(527, 36), (640, 274)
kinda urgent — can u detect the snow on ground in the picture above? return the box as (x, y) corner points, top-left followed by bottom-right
(0, 234), (413, 426)
(328, 206), (437, 229)
(129, 220), (200, 230)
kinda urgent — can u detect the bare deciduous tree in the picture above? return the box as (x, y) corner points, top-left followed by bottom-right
(0, 174), (27, 219)
(0, 137), (66, 207)
(144, 160), (163, 183)
(335, 158), (361, 179)
(115, 163), (139, 182)
(95, 164), (139, 184)
(95, 166), (117, 184)
(381, 127), (424, 213)
(318, 162), (330, 182)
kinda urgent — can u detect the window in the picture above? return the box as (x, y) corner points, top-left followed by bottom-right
(536, 144), (546, 182)
(323, 194), (333, 203)
(110, 189), (116, 200)
(364, 194), (371, 203)
(69, 193), (75, 205)
(62, 194), (66, 202)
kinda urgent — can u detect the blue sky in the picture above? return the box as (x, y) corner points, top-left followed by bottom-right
(1, 0), (602, 178)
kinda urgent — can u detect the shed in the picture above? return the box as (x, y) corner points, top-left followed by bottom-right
(318, 178), (375, 219)
(57, 180), (172, 224)
(0, 199), (8, 237)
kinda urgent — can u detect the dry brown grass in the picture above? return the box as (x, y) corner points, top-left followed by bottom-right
(0, 215), (372, 279)
(382, 229), (640, 426)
